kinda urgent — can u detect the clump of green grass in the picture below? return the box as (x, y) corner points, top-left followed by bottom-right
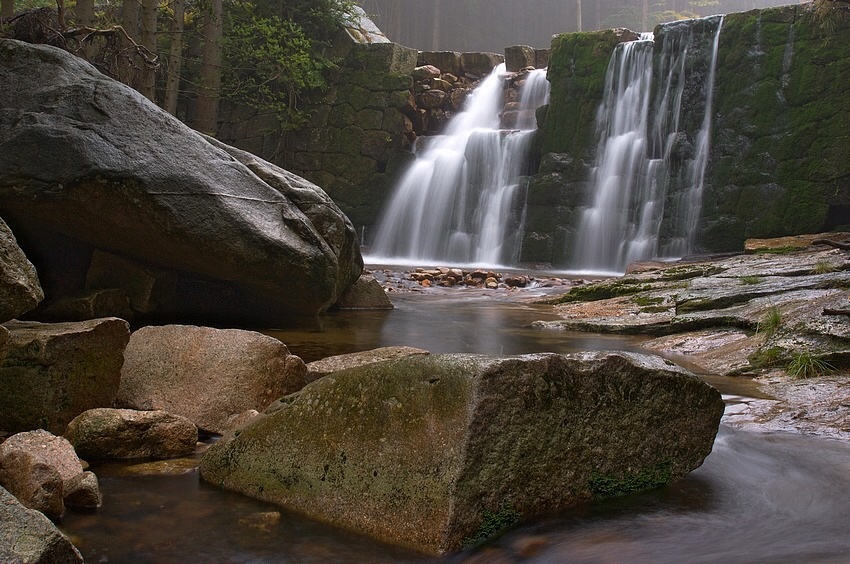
(787, 351), (834, 379)
(756, 306), (783, 336)
(739, 275), (763, 285)
(748, 346), (785, 369)
(812, 260), (838, 275)
(754, 246), (799, 255)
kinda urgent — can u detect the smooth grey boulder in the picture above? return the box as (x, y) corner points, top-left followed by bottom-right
(0, 39), (362, 319)
(65, 408), (198, 460)
(0, 318), (130, 434)
(118, 325), (307, 434)
(0, 485), (83, 563)
(201, 352), (724, 554)
(0, 430), (86, 519)
(0, 217), (43, 323)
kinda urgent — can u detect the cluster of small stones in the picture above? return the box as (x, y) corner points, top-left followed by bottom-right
(409, 267), (528, 289)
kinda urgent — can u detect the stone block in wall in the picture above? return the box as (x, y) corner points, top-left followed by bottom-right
(460, 52), (505, 77)
(247, 113), (280, 135)
(350, 43), (418, 75)
(233, 136), (265, 157)
(419, 89), (447, 110)
(354, 109), (385, 130)
(323, 153), (355, 177)
(535, 49), (551, 69)
(382, 108), (412, 134)
(383, 74), (414, 91)
(293, 152), (322, 171)
(505, 45), (536, 72)
(420, 51), (462, 76)
(340, 126), (365, 157)
(348, 85), (376, 111)
(330, 103), (356, 125)
(307, 104), (332, 128)
(361, 131), (395, 162)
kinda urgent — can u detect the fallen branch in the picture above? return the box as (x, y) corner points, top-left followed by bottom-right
(812, 239), (850, 250)
(822, 308), (850, 316)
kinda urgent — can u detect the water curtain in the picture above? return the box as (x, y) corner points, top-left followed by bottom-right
(368, 65), (550, 267)
(571, 18), (724, 274)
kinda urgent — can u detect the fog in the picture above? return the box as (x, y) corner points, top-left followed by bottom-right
(358, 0), (801, 51)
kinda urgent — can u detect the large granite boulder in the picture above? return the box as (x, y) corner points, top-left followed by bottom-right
(65, 408), (198, 460)
(0, 430), (86, 519)
(0, 217), (43, 323)
(0, 39), (362, 320)
(200, 352), (724, 554)
(0, 318), (130, 434)
(0, 485), (83, 563)
(118, 325), (307, 434)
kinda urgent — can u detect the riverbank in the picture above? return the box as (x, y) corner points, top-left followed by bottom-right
(366, 237), (850, 442)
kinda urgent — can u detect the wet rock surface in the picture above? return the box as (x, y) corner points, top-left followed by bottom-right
(201, 352), (723, 554)
(534, 241), (850, 440)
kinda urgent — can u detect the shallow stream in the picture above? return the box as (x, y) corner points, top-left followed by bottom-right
(58, 291), (850, 562)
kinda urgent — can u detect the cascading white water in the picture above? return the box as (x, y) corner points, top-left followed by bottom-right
(367, 65), (550, 267)
(570, 18), (724, 274)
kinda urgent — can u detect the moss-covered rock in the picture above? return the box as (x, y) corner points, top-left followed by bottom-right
(200, 352), (723, 554)
(0, 318), (129, 435)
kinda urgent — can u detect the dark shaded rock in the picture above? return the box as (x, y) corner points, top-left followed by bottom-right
(334, 275), (394, 310)
(0, 217), (43, 323)
(412, 65), (441, 81)
(63, 471), (101, 509)
(419, 89), (448, 110)
(65, 408), (198, 460)
(118, 325), (307, 434)
(460, 52), (505, 77)
(85, 250), (177, 315)
(420, 51), (463, 76)
(304, 346), (429, 383)
(0, 39), (362, 318)
(505, 45), (536, 72)
(0, 318), (129, 434)
(33, 288), (133, 322)
(200, 352), (723, 554)
(0, 485), (83, 563)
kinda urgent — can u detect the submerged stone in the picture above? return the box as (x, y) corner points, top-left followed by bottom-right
(200, 352), (724, 554)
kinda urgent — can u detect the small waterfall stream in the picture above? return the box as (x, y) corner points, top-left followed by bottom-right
(368, 66), (550, 267)
(571, 17), (724, 274)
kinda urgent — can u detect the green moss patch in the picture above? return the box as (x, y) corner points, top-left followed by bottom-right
(588, 461), (673, 499)
(462, 504), (522, 548)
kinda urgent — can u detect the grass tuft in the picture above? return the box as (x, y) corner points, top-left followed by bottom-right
(787, 351), (834, 379)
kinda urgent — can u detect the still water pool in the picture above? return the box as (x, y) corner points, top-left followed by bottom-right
(59, 292), (850, 562)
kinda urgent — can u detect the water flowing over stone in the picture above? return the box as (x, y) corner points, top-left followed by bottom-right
(570, 18), (723, 274)
(368, 66), (549, 267)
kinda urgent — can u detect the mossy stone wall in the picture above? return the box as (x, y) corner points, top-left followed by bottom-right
(702, 4), (850, 250)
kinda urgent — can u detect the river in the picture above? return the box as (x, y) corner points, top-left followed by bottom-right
(58, 290), (850, 562)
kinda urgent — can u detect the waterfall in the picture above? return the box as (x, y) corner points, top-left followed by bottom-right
(367, 65), (550, 267)
(570, 18), (724, 274)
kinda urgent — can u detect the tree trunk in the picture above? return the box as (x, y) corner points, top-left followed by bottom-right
(194, 0), (223, 135)
(642, 0), (649, 31)
(432, 0), (441, 50)
(75, 0), (93, 26)
(163, 0), (184, 116)
(576, 0), (582, 31)
(138, 0), (158, 101)
(122, 0), (140, 39)
(1, 0), (14, 18)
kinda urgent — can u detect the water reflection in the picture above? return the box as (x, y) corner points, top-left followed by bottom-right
(265, 293), (649, 363)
